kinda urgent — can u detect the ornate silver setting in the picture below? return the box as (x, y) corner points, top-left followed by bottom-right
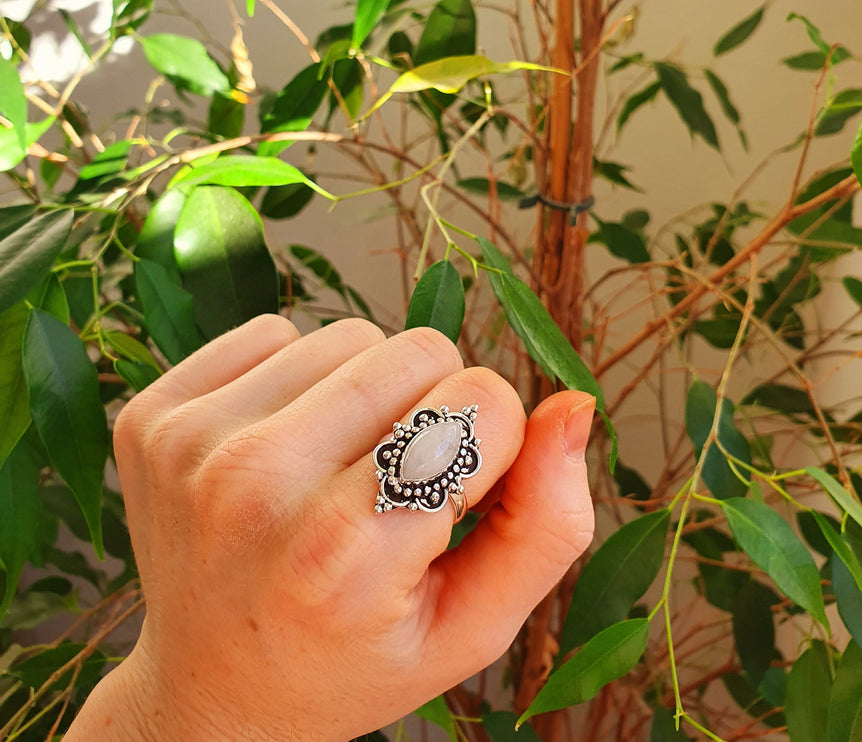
(373, 405), (482, 518)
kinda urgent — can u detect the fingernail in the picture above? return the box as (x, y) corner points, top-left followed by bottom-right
(564, 394), (596, 460)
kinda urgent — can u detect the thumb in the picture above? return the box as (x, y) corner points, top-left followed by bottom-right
(423, 390), (596, 674)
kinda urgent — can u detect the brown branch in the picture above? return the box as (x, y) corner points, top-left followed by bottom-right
(514, 589), (558, 714)
(594, 174), (861, 379)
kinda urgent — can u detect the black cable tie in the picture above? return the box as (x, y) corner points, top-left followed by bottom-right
(517, 193), (595, 224)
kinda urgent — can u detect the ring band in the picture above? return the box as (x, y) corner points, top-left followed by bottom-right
(373, 405), (482, 519)
(448, 489), (467, 524)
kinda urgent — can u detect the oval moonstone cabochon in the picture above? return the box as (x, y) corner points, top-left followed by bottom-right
(400, 421), (462, 482)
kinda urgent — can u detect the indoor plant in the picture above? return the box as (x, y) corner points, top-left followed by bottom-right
(1, 0), (861, 739)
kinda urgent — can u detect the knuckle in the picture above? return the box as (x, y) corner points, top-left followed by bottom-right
(141, 403), (214, 480)
(459, 367), (524, 415)
(113, 395), (146, 451)
(245, 312), (299, 340)
(328, 317), (386, 346)
(399, 327), (464, 373)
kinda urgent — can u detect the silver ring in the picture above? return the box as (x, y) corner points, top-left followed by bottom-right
(373, 405), (482, 519)
(448, 489), (467, 524)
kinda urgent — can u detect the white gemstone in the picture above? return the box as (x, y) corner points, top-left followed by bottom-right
(400, 421), (462, 482)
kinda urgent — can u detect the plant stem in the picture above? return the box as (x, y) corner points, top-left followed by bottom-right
(594, 175), (860, 379)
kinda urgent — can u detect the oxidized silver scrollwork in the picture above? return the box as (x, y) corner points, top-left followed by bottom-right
(373, 405), (482, 520)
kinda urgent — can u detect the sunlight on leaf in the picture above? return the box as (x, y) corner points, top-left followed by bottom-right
(364, 55), (562, 117)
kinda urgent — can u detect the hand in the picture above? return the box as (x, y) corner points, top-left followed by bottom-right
(66, 315), (595, 741)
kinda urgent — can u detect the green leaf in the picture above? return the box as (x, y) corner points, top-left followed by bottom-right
(0, 302), (31, 469)
(797, 510), (842, 557)
(723, 671), (786, 727)
(654, 62), (719, 150)
(111, 0), (153, 37)
(259, 63), (329, 158)
(844, 276), (862, 309)
(114, 359), (161, 392)
(0, 58), (27, 154)
(346, 286), (376, 322)
(480, 239), (553, 380)
(518, 619), (649, 724)
(140, 34), (230, 96)
(483, 712), (541, 742)
(45, 546), (106, 589)
(722, 497), (828, 628)
(173, 186), (279, 340)
(0, 203), (38, 242)
(816, 89), (862, 137)
(589, 219), (650, 263)
(560, 509), (669, 655)
(478, 237), (600, 401)
(40, 485), (129, 562)
(613, 462), (651, 501)
(0, 439), (42, 617)
(617, 81), (661, 134)
(0, 208), (73, 316)
(414, 0), (476, 66)
(704, 69), (741, 126)
(758, 665), (787, 710)
(27, 273), (70, 324)
(806, 466), (862, 531)
(833, 556), (862, 650)
(785, 642), (832, 742)
(173, 155), (333, 199)
(135, 259), (203, 365)
(0, 116), (54, 172)
(477, 237), (615, 467)
(827, 641), (862, 742)
(415, 696), (456, 741)
(852, 118), (862, 188)
(456, 177), (525, 201)
(328, 58), (365, 124)
(783, 48), (852, 71)
(593, 159), (642, 192)
(104, 331), (159, 370)
(246, 0), (255, 15)
(650, 707), (692, 741)
(786, 13), (831, 55)
(22, 310), (107, 558)
(732, 580), (777, 687)
(353, 0), (389, 48)
(366, 55), (559, 117)
(290, 245), (344, 292)
(685, 381), (751, 499)
(0, 581), (77, 630)
(405, 260), (465, 344)
(136, 188), (186, 280)
(208, 93), (245, 140)
(810, 511), (862, 592)
(260, 182), (315, 220)
(713, 6), (765, 56)
(9, 641), (106, 690)
(78, 140), (133, 181)
(743, 383), (815, 416)
(694, 315), (743, 349)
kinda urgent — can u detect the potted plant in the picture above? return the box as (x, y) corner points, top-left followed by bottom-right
(1, 0), (861, 739)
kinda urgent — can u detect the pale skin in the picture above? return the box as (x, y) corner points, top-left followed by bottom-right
(65, 314), (596, 741)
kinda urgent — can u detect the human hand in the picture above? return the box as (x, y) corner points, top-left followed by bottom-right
(66, 315), (595, 741)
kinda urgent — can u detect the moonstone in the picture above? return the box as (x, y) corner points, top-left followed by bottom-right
(401, 421), (462, 482)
